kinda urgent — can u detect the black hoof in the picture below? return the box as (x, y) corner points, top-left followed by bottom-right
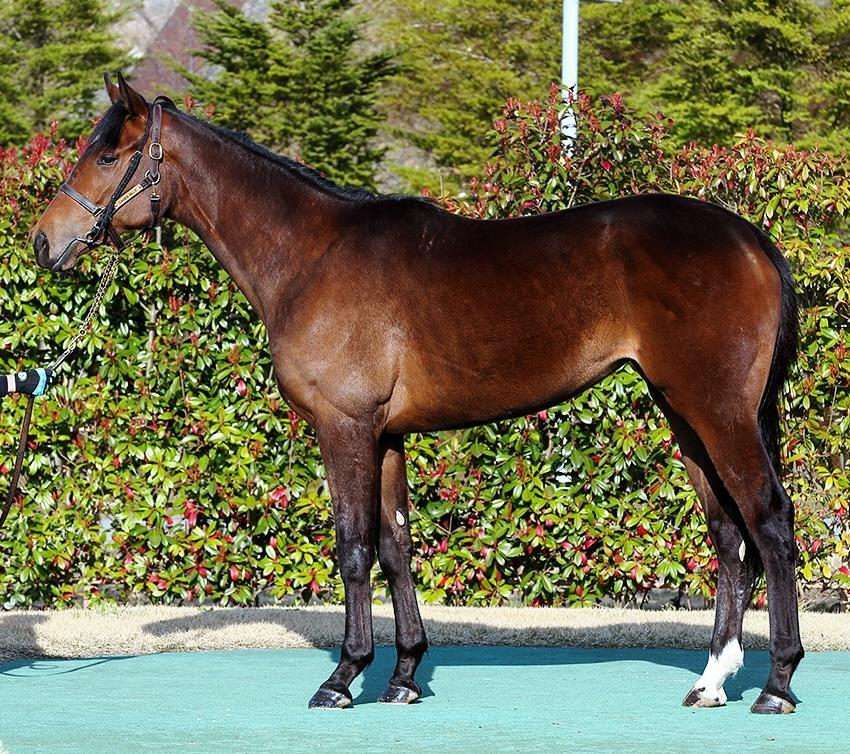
(751, 692), (795, 714)
(378, 681), (421, 704)
(308, 686), (352, 709)
(682, 686), (725, 708)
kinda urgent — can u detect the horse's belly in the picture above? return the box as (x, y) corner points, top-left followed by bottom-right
(385, 323), (632, 433)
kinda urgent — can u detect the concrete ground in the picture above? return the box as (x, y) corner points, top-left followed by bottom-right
(1, 646), (848, 753)
(1, 607), (848, 753)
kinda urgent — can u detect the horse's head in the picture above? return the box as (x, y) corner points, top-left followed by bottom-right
(33, 73), (168, 271)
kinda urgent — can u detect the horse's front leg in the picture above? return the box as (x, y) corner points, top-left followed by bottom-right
(376, 434), (428, 703)
(308, 414), (380, 709)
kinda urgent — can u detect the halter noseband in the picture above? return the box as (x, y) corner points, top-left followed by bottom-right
(57, 99), (165, 259)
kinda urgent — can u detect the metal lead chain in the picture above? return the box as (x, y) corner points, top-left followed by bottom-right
(49, 248), (123, 372)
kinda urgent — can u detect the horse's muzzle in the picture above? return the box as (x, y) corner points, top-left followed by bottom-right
(33, 231), (50, 268)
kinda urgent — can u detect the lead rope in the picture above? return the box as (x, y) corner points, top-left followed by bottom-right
(0, 246), (123, 529)
(50, 247), (123, 372)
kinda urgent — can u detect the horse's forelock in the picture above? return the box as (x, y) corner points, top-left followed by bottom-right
(87, 101), (130, 152)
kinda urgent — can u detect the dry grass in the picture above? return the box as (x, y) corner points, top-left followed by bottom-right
(0, 605), (847, 660)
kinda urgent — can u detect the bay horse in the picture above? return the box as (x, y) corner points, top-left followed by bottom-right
(32, 75), (802, 714)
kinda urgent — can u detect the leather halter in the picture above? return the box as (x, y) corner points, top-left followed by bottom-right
(57, 99), (165, 259)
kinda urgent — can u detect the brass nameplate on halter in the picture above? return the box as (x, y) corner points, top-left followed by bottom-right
(114, 182), (148, 211)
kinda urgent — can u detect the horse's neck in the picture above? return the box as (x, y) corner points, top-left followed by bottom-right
(167, 118), (341, 324)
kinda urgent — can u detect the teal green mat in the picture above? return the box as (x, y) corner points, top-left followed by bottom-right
(1, 647), (848, 753)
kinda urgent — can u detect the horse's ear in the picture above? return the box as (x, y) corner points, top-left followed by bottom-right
(116, 72), (148, 118)
(104, 73), (120, 104)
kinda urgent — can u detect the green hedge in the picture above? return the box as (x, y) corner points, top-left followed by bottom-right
(0, 94), (847, 609)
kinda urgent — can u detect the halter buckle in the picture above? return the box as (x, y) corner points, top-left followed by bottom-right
(145, 169), (162, 186)
(148, 142), (163, 161)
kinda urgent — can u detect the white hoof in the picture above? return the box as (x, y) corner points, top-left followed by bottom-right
(683, 685), (727, 708)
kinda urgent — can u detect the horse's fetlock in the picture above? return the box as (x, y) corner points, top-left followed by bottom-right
(343, 643), (374, 670)
(400, 637), (428, 660)
(772, 643), (804, 670)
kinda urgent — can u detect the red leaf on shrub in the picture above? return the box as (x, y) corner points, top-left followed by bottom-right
(270, 487), (288, 507)
(230, 565), (239, 581)
(184, 501), (199, 528)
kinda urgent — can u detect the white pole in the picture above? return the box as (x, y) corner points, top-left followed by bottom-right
(562, 0), (623, 149)
(561, 0), (579, 147)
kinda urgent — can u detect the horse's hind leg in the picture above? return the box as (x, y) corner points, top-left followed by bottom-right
(657, 397), (802, 712)
(655, 398), (760, 707)
(376, 434), (428, 703)
(682, 456), (761, 708)
(703, 428), (803, 713)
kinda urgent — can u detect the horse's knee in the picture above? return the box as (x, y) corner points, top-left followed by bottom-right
(378, 535), (412, 578)
(338, 541), (374, 586)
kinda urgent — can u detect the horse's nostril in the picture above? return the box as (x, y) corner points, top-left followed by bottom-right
(34, 231), (49, 263)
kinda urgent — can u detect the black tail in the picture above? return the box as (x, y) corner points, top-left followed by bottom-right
(754, 226), (799, 476)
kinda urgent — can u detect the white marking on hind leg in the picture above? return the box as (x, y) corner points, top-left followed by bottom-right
(692, 639), (744, 705)
(739, 540), (746, 562)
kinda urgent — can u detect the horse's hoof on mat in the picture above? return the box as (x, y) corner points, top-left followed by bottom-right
(308, 687), (352, 709)
(682, 687), (726, 708)
(378, 683), (421, 704)
(751, 692), (795, 714)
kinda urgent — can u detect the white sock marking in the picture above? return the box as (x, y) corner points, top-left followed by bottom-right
(693, 639), (743, 705)
(395, 510), (405, 526)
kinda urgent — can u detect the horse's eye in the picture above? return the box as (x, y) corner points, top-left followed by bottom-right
(96, 155), (118, 166)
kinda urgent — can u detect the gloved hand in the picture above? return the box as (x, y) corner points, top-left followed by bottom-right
(0, 367), (55, 398)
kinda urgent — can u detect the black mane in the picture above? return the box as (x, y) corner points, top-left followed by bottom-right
(173, 104), (430, 206)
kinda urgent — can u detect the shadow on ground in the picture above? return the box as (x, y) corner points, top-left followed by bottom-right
(0, 609), (777, 704)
